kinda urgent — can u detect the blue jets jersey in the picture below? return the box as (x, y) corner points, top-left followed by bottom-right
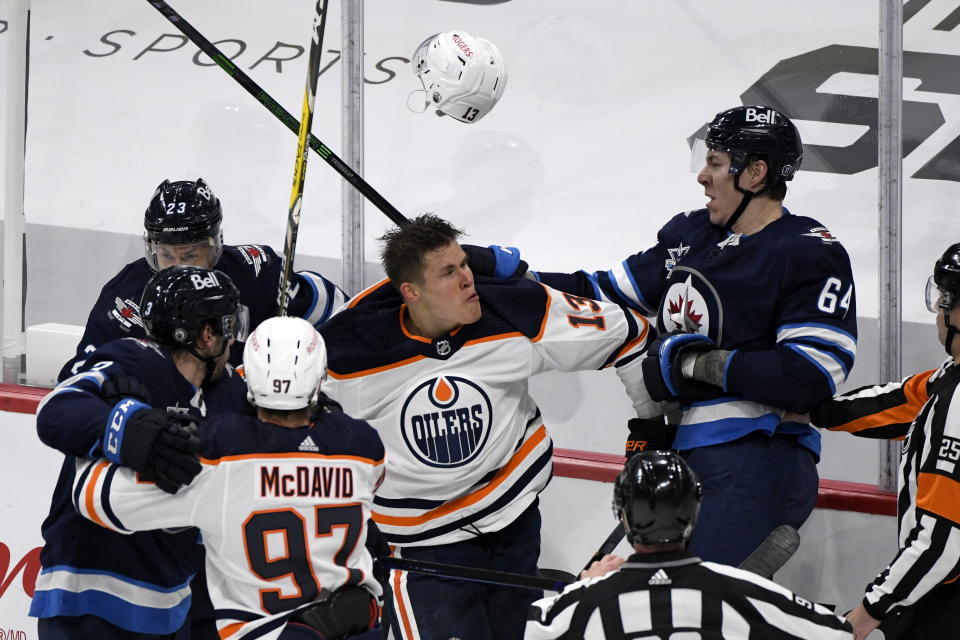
(319, 277), (653, 546)
(59, 244), (347, 380)
(31, 337), (247, 634)
(72, 410), (385, 640)
(535, 209), (857, 457)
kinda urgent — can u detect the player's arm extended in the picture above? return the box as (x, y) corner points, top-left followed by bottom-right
(72, 458), (206, 533)
(807, 369), (935, 439)
(285, 269), (350, 326)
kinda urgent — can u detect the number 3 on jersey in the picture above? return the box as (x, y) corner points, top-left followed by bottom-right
(243, 503), (364, 614)
(563, 293), (606, 330)
(817, 277), (853, 316)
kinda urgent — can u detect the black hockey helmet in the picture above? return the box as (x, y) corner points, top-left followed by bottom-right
(927, 242), (960, 356)
(613, 451), (703, 546)
(140, 265), (249, 348)
(143, 179), (223, 270)
(705, 105), (803, 188)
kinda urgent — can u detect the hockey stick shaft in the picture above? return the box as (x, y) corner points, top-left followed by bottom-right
(278, 0), (327, 316)
(581, 523), (626, 574)
(381, 557), (571, 593)
(737, 524), (800, 579)
(144, 0), (408, 228)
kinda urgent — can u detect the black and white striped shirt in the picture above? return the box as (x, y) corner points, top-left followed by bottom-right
(812, 358), (960, 619)
(525, 551), (851, 639)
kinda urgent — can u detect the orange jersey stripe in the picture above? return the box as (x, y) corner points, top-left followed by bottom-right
(200, 452), (385, 466)
(328, 354), (428, 380)
(218, 621), (245, 639)
(84, 461), (110, 529)
(607, 310), (650, 366)
(829, 370), (933, 436)
(372, 425), (549, 527)
(917, 472), (960, 524)
(347, 279), (391, 309)
(531, 284), (552, 342)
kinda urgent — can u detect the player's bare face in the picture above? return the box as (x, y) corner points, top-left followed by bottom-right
(697, 150), (739, 226)
(210, 337), (234, 381)
(412, 242), (482, 336)
(156, 241), (217, 270)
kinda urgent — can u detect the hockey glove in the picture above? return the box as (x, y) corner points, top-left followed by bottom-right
(290, 585), (379, 639)
(641, 331), (718, 403)
(101, 375), (153, 405)
(624, 417), (677, 459)
(461, 244), (529, 279)
(103, 404), (202, 494)
(365, 519), (391, 586)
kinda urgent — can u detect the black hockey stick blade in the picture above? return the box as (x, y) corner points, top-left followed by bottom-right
(382, 557), (572, 593)
(580, 523), (627, 575)
(536, 567), (578, 584)
(737, 524), (800, 579)
(145, 0), (408, 228)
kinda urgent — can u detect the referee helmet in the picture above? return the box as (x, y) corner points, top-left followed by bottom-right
(613, 451), (703, 545)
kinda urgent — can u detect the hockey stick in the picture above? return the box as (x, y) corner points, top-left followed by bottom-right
(277, 0), (328, 316)
(737, 524), (800, 579)
(144, 0), (408, 228)
(381, 557), (572, 593)
(581, 523), (627, 574)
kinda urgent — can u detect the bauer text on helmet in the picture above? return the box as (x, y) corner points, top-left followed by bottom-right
(411, 31), (507, 123)
(243, 316), (328, 411)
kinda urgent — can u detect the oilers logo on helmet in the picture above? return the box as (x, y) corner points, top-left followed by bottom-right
(659, 269), (723, 343)
(400, 375), (492, 468)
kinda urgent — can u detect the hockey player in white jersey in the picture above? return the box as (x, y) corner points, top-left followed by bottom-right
(526, 451), (853, 639)
(318, 214), (657, 640)
(73, 316), (385, 640)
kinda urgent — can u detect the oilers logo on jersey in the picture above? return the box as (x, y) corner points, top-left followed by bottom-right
(400, 375), (492, 468)
(659, 268), (721, 341)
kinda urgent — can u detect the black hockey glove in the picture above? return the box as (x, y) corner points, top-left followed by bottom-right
(289, 585), (378, 640)
(624, 417), (677, 459)
(461, 244), (529, 279)
(101, 376), (153, 405)
(365, 519), (391, 586)
(102, 403), (202, 494)
(641, 331), (718, 403)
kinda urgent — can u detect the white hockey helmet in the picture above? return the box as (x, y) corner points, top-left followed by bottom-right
(243, 316), (327, 411)
(412, 30), (507, 123)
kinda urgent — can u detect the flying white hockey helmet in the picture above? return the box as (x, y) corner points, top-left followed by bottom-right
(412, 30), (507, 123)
(243, 316), (327, 411)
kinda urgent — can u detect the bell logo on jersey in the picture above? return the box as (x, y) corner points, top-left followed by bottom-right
(400, 375), (493, 468)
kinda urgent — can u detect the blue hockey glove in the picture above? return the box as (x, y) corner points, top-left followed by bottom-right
(461, 244), (529, 279)
(641, 331), (717, 403)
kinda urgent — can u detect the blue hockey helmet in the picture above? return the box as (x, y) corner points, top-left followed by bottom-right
(704, 105), (803, 188)
(143, 178), (224, 270)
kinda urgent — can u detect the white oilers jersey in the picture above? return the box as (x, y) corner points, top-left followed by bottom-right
(73, 412), (385, 640)
(319, 277), (653, 546)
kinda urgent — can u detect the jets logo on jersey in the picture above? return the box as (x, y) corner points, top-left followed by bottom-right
(237, 244), (269, 276)
(664, 243), (690, 275)
(659, 268), (723, 343)
(803, 227), (840, 244)
(111, 297), (143, 331)
(400, 375), (492, 468)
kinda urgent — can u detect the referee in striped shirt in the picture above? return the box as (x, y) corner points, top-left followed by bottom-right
(525, 451), (852, 639)
(804, 242), (960, 639)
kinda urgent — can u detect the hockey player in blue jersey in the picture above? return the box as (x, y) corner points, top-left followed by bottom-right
(467, 106), (858, 568)
(31, 265), (249, 639)
(71, 316), (386, 640)
(59, 178), (347, 380)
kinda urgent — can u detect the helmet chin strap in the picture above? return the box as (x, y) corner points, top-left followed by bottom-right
(187, 336), (229, 387)
(722, 172), (754, 233)
(943, 308), (960, 357)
